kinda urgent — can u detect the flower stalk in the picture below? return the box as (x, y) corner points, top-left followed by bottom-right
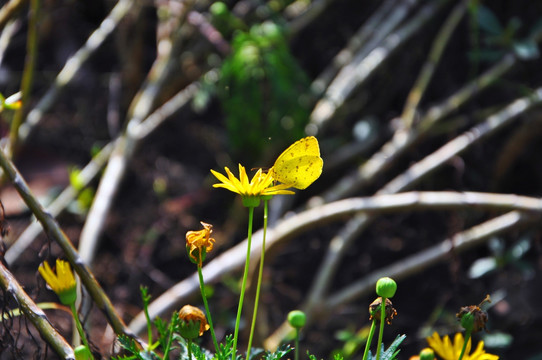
(232, 205), (255, 360)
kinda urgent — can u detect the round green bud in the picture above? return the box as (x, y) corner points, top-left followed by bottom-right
(376, 277), (397, 298)
(74, 345), (92, 360)
(287, 310), (306, 329)
(210, 2), (228, 17)
(419, 348), (435, 360)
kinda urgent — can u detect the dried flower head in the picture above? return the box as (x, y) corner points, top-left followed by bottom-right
(369, 297), (397, 325)
(456, 295), (491, 333)
(186, 222), (216, 267)
(178, 305), (210, 338)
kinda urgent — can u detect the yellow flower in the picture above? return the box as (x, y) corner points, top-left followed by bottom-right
(186, 222), (216, 267)
(211, 164), (294, 204)
(427, 332), (499, 360)
(178, 305), (210, 338)
(38, 259), (77, 305)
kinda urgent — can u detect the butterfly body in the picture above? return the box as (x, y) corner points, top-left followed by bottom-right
(271, 136), (323, 189)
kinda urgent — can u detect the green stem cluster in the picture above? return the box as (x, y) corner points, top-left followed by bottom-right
(374, 297), (387, 360)
(362, 319), (377, 360)
(70, 303), (93, 359)
(457, 329), (472, 360)
(246, 200), (269, 360)
(232, 206), (256, 360)
(198, 265), (219, 351)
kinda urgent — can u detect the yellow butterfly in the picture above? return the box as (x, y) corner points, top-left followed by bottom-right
(270, 136), (323, 189)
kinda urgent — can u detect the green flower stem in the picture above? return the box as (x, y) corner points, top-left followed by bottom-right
(362, 319), (377, 360)
(70, 303), (93, 359)
(457, 329), (472, 360)
(294, 328), (300, 360)
(232, 205), (255, 360)
(375, 297), (387, 360)
(246, 199), (269, 360)
(186, 338), (193, 360)
(142, 290), (153, 349)
(197, 265), (219, 351)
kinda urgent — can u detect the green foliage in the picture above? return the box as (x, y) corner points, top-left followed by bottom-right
(365, 335), (406, 360)
(468, 3), (541, 62)
(468, 237), (532, 279)
(333, 326), (370, 360)
(218, 21), (310, 161)
(262, 344), (292, 360)
(214, 335), (238, 360)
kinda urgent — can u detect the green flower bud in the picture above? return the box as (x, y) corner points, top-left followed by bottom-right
(376, 277), (397, 298)
(74, 345), (92, 360)
(419, 347), (435, 360)
(210, 2), (228, 17)
(287, 310), (306, 329)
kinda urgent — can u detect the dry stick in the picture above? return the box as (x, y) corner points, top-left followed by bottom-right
(4, 141), (116, 264)
(77, 17), (191, 265)
(286, 0), (338, 37)
(6, 71), (205, 265)
(17, 0), (134, 143)
(126, 189), (542, 334)
(325, 210), (537, 309)
(264, 86), (542, 348)
(0, 262), (75, 359)
(8, 0), (39, 157)
(309, 0), (449, 133)
(309, 0), (412, 97)
(0, 0), (27, 30)
(0, 147), (140, 342)
(263, 210), (538, 346)
(323, 52), (517, 203)
(400, 0), (467, 129)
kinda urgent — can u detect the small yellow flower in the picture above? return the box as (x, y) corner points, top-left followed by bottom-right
(178, 305), (210, 338)
(211, 164), (294, 204)
(426, 332), (499, 360)
(38, 259), (77, 306)
(186, 222), (216, 267)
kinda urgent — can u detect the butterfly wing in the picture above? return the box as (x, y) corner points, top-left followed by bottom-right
(272, 136), (323, 189)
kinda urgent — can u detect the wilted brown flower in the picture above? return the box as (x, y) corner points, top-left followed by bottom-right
(369, 297), (397, 325)
(186, 222), (215, 267)
(178, 305), (210, 337)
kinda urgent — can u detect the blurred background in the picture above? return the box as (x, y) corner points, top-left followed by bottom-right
(1, 0), (542, 358)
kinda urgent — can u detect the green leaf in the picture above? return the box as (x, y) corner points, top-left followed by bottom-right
(366, 334), (406, 360)
(474, 5), (503, 35)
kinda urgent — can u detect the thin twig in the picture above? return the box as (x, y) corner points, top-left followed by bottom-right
(0, 146), (140, 342)
(401, 0), (468, 128)
(8, 0), (39, 156)
(381, 86), (542, 194)
(77, 1), (198, 265)
(325, 211), (537, 308)
(264, 86), (542, 347)
(0, 0), (27, 30)
(322, 52), (516, 202)
(309, 0), (413, 97)
(0, 262), (75, 359)
(4, 141), (116, 264)
(264, 210), (538, 349)
(17, 0), (134, 143)
(125, 189), (542, 334)
(309, 0), (449, 132)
